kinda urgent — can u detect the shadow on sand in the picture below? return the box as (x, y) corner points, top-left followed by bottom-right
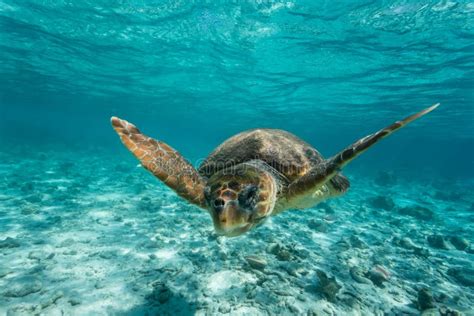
(116, 283), (197, 316)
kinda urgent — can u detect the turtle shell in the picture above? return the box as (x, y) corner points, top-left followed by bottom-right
(198, 129), (325, 183)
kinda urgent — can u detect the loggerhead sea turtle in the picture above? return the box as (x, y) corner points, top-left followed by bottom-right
(111, 104), (439, 237)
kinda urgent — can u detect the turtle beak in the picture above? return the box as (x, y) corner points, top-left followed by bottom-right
(211, 201), (252, 236)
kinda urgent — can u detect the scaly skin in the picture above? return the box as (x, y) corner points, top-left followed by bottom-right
(111, 117), (207, 208)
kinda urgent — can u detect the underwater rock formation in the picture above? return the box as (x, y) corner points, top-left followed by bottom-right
(427, 235), (450, 250)
(368, 195), (396, 211)
(316, 270), (341, 302)
(398, 205), (434, 220)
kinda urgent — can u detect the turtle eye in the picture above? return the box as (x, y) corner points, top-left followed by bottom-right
(238, 185), (258, 209)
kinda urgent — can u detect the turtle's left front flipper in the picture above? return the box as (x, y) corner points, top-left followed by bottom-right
(111, 117), (208, 208)
(287, 103), (439, 198)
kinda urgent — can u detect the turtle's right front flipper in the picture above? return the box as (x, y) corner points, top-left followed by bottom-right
(111, 117), (208, 208)
(287, 103), (439, 198)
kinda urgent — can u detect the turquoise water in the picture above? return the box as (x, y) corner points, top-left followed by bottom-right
(0, 1), (473, 315)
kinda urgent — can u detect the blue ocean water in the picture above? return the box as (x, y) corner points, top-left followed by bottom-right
(0, 1), (473, 315)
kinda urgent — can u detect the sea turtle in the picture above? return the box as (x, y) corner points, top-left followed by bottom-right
(111, 104), (439, 237)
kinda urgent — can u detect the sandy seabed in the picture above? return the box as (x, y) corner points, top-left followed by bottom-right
(0, 149), (473, 315)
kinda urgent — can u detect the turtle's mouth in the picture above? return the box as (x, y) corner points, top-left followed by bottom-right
(214, 222), (252, 237)
(209, 203), (255, 237)
(211, 208), (270, 237)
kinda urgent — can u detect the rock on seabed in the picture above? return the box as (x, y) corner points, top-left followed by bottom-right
(3, 276), (42, 298)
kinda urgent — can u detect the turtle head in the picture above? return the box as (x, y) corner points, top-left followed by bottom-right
(204, 162), (277, 237)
